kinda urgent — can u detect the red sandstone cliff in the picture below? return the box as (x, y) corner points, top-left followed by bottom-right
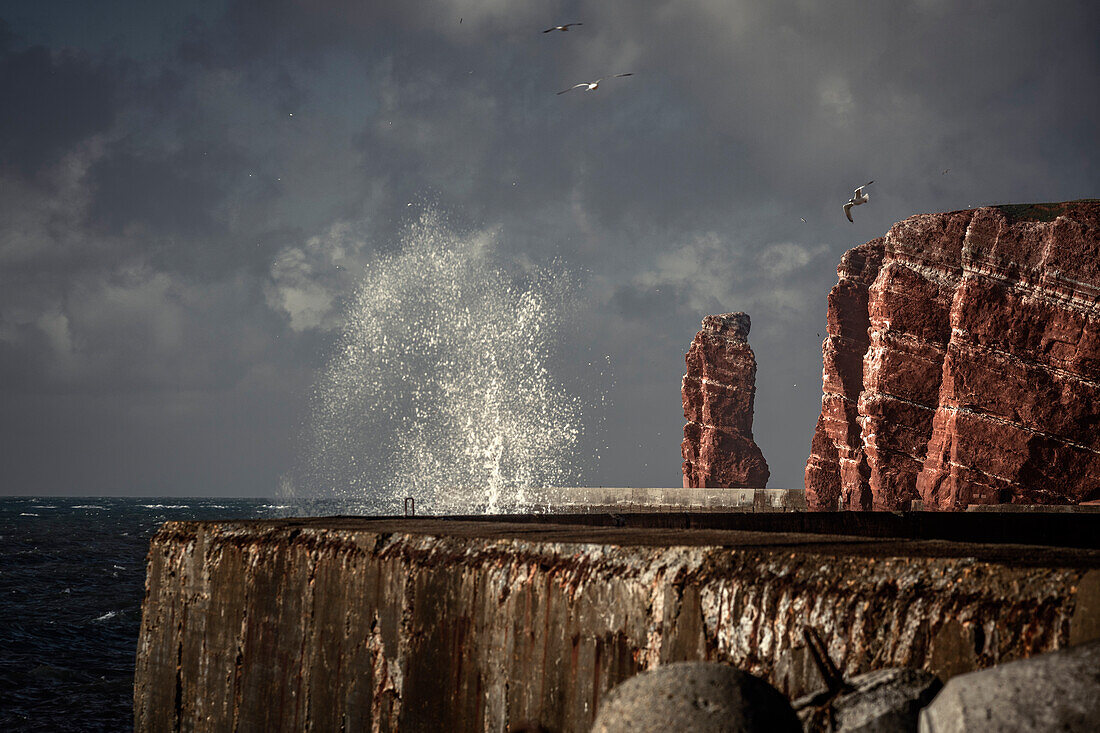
(682, 312), (770, 488)
(806, 201), (1100, 510)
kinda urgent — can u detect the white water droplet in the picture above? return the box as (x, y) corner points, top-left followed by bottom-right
(285, 209), (598, 514)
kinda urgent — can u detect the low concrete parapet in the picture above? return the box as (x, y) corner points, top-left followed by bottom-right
(539, 487), (808, 512)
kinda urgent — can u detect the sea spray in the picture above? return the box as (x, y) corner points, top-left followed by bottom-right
(283, 210), (592, 514)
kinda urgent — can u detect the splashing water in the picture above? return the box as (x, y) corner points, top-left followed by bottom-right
(284, 211), (589, 514)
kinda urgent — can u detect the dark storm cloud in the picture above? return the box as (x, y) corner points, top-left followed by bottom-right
(0, 10), (329, 496)
(0, 20), (127, 176)
(1, 0), (1097, 495)
(318, 0), (1097, 488)
(87, 149), (226, 236)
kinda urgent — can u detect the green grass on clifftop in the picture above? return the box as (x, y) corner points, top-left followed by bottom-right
(996, 199), (1099, 222)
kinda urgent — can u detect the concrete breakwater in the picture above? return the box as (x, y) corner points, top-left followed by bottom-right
(135, 516), (1100, 731)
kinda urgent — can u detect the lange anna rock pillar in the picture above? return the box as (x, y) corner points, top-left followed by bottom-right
(681, 312), (770, 488)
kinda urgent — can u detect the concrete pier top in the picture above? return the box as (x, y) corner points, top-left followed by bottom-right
(191, 511), (1100, 565)
(415, 487), (1100, 516)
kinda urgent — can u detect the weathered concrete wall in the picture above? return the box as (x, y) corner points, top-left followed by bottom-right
(135, 518), (1100, 732)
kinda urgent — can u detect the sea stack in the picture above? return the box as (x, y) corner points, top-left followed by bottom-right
(681, 312), (770, 488)
(806, 201), (1100, 510)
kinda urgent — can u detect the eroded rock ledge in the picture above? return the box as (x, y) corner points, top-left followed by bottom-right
(135, 518), (1100, 731)
(806, 201), (1100, 510)
(682, 312), (770, 488)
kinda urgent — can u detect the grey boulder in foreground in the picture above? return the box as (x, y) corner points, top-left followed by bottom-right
(590, 661), (801, 733)
(919, 640), (1100, 732)
(794, 667), (942, 733)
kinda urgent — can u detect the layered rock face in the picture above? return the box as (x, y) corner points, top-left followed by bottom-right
(682, 313), (770, 488)
(806, 201), (1100, 510)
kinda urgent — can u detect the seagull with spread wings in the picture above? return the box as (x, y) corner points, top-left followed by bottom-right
(557, 73), (633, 95)
(544, 23), (582, 32)
(843, 180), (874, 222)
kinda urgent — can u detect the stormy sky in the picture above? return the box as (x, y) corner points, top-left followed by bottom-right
(1, 1), (1097, 497)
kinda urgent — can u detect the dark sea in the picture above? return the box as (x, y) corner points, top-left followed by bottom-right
(0, 496), (285, 732)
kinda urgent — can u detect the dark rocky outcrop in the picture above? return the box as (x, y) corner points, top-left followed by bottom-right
(682, 313), (770, 488)
(806, 201), (1100, 510)
(918, 640), (1100, 732)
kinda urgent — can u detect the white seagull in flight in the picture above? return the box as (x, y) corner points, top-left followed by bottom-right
(843, 180), (874, 222)
(557, 73), (633, 95)
(544, 23), (582, 33)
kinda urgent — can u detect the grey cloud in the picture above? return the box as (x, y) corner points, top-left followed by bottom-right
(1, 0), (1096, 494)
(1, 262), (281, 394)
(265, 219), (378, 332)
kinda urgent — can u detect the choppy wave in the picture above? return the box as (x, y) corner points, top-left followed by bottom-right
(1, 497), (281, 731)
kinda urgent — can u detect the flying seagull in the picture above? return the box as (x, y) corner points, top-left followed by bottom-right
(843, 180), (874, 222)
(544, 23), (582, 32)
(557, 73), (633, 95)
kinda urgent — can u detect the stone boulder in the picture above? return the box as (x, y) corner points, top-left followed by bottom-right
(591, 661), (800, 733)
(682, 313), (770, 488)
(805, 201), (1100, 510)
(918, 640), (1100, 732)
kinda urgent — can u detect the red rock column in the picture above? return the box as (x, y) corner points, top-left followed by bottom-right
(681, 312), (770, 488)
